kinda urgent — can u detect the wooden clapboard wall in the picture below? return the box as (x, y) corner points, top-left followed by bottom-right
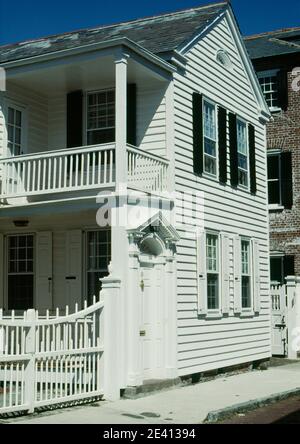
(173, 14), (270, 376)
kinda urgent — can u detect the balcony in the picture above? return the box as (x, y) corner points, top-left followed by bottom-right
(0, 143), (169, 201)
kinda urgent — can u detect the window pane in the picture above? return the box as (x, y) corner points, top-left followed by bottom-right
(204, 154), (216, 175)
(237, 120), (247, 154)
(87, 90), (115, 145)
(203, 102), (216, 140)
(270, 257), (283, 283)
(268, 155), (280, 180)
(242, 276), (251, 308)
(268, 181), (280, 204)
(259, 74), (279, 108)
(206, 234), (218, 272)
(207, 274), (219, 309)
(241, 240), (250, 274)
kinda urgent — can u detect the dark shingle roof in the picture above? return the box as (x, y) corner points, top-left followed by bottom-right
(0, 2), (227, 64)
(245, 28), (300, 60)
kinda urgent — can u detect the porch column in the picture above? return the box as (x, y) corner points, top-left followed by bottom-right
(164, 248), (178, 378)
(127, 234), (143, 386)
(115, 49), (128, 186)
(109, 50), (129, 388)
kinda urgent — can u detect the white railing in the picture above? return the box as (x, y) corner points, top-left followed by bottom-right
(0, 143), (170, 199)
(0, 298), (104, 415)
(127, 145), (169, 192)
(271, 283), (285, 312)
(0, 143), (116, 198)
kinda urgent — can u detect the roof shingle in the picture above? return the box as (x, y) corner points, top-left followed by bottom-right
(0, 2), (227, 64)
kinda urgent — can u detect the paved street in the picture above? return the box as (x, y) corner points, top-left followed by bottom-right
(220, 396), (300, 424)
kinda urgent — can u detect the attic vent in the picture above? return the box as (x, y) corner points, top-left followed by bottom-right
(216, 50), (233, 71)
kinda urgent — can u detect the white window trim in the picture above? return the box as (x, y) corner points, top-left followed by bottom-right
(205, 230), (222, 317)
(236, 117), (250, 191)
(240, 236), (254, 315)
(202, 97), (219, 181)
(84, 87), (115, 146)
(257, 69), (281, 113)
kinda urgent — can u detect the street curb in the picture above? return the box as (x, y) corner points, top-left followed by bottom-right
(204, 387), (300, 423)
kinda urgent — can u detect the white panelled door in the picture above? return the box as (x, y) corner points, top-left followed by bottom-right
(53, 230), (82, 310)
(35, 232), (53, 311)
(140, 261), (164, 380)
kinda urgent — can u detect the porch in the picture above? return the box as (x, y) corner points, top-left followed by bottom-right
(0, 42), (174, 204)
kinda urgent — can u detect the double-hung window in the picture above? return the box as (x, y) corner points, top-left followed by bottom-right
(206, 233), (219, 310)
(241, 239), (251, 309)
(267, 152), (281, 205)
(86, 90), (115, 145)
(258, 70), (280, 111)
(237, 118), (249, 188)
(203, 100), (217, 176)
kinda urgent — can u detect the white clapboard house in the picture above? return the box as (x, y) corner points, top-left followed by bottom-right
(0, 1), (271, 398)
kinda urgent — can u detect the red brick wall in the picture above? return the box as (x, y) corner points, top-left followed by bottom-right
(265, 69), (300, 275)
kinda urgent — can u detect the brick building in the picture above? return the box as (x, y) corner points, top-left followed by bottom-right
(245, 29), (300, 283)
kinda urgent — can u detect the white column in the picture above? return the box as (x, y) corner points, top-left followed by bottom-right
(127, 234), (143, 386)
(164, 250), (178, 378)
(101, 272), (122, 401)
(286, 276), (298, 359)
(115, 50), (128, 187)
(110, 50), (130, 387)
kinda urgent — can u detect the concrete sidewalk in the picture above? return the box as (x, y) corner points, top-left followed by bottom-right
(9, 362), (300, 424)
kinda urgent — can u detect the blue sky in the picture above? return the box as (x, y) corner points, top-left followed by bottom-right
(0, 0), (299, 46)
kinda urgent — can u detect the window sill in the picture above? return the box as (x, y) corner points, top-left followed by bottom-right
(202, 172), (219, 182)
(270, 107), (282, 114)
(203, 311), (223, 319)
(268, 204), (284, 212)
(239, 309), (255, 318)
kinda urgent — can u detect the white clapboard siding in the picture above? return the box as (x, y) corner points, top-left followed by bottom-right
(137, 86), (167, 157)
(174, 14), (270, 376)
(1, 83), (48, 156)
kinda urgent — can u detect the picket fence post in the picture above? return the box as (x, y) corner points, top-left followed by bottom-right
(24, 309), (36, 413)
(101, 270), (122, 401)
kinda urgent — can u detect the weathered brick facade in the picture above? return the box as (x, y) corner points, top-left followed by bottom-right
(252, 56), (300, 275)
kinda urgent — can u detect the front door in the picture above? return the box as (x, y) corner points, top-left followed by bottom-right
(271, 284), (287, 356)
(140, 260), (164, 380)
(7, 234), (34, 310)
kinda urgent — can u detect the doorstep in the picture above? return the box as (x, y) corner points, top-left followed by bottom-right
(122, 378), (181, 399)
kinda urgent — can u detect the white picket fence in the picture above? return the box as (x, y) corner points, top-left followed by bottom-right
(0, 298), (104, 415)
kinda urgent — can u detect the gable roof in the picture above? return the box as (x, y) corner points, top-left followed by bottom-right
(245, 27), (300, 60)
(0, 2), (227, 64)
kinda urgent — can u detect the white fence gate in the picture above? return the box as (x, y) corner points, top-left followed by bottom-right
(0, 299), (104, 415)
(271, 283), (287, 356)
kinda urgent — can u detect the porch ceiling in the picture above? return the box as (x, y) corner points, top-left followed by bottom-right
(5, 52), (169, 96)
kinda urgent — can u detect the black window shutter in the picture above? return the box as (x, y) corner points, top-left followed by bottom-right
(229, 112), (238, 187)
(192, 92), (203, 175)
(67, 90), (83, 148)
(281, 151), (293, 209)
(218, 106), (227, 184)
(248, 124), (257, 194)
(127, 84), (137, 146)
(277, 69), (288, 111)
(284, 255), (295, 278)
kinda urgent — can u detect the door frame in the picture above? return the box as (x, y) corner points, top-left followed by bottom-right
(139, 252), (167, 380)
(3, 98), (28, 157)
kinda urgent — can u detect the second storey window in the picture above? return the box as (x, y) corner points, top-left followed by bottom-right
(203, 100), (217, 176)
(267, 151), (293, 209)
(267, 153), (281, 205)
(258, 71), (279, 110)
(206, 233), (219, 309)
(241, 239), (251, 309)
(86, 90), (115, 145)
(237, 119), (249, 187)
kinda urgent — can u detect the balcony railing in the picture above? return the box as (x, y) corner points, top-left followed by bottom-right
(0, 143), (169, 200)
